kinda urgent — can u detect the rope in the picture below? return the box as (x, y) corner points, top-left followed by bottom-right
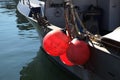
(64, 3), (72, 40)
(28, 0), (31, 9)
(64, 0), (81, 39)
(64, 0), (96, 47)
(70, 2), (80, 36)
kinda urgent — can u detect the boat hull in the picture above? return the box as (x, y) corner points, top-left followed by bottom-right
(26, 17), (104, 80)
(17, 1), (120, 80)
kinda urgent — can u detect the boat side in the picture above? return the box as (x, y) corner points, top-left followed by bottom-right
(17, 0), (120, 80)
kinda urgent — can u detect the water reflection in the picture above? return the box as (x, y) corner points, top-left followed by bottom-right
(20, 47), (79, 80)
(15, 4), (39, 40)
(0, 0), (16, 15)
(16, 10), (33, 30)
(0, 0), (16, 9)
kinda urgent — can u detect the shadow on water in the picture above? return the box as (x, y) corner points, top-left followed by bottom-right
(20, 47), (79, 80)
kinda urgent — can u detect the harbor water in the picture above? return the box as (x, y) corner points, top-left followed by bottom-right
(0, 0), (79, 80)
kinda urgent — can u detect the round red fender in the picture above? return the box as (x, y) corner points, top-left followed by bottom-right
(43, 30), (70, 56)
(60, 53), (74, 66)
(67, 38), (90, 65)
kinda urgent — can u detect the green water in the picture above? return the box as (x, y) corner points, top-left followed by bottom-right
(0, 0), (79, 80)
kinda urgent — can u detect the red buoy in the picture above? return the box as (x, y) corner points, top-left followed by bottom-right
(43, 30), (70, 56)
(67, 38), (90, 65)
(60, 53), (74, 66)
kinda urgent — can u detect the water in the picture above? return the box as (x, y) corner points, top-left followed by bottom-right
(0, 0), (79, 80)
